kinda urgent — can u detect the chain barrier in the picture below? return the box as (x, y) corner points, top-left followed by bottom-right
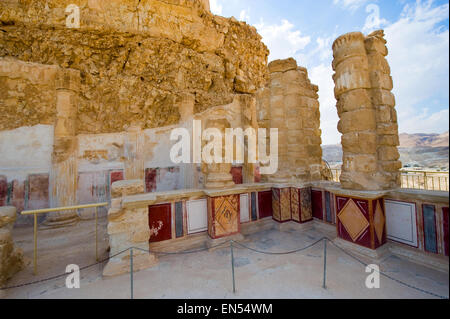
(325, 238), (448, 299)
(1, 237), (448, 299)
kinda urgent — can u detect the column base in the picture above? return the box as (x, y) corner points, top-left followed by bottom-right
(42, 212), (79, 229)
(103, 250), (158, 277)
(206, 233), (245, 252)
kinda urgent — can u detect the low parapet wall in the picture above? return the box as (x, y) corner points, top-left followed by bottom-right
(106, 179), (448, 277)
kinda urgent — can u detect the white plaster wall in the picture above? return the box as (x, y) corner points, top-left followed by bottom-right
(77, 132), (125, 172)
(0, 124), (53, 181)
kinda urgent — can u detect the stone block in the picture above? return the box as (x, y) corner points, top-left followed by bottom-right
(268, 58), (298, 73)
(111, 179), (145, 198)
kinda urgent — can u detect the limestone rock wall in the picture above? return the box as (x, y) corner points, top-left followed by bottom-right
(0, 0), (269, 134)
(257, 58), (322, 183)
(332, 30), (401, 190)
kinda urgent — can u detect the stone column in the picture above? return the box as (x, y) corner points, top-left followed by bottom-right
(45, 69), (80, 227)
(266, 60), (291, 183)
(203, 118), (235, 189)
(264, 58), (322, 183)
(237, 94), (259, 184)
(332, 30), (401, 191)
(124, 125), (145, 181)
(365, 30), (401, 189)
(103, 180), (158, 276)
(177, 94), (196, 189)
(0, 207), (24, 289)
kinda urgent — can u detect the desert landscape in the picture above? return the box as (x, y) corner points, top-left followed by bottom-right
(323, 131), (449, 171)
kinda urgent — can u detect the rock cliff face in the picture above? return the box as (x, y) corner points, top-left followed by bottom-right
(0, 0), (269, 134)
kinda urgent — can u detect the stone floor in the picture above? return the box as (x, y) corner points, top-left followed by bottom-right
(2, 216), (449, 299)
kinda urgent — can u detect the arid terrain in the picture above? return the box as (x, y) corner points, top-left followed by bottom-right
(323, 132), (449, 170)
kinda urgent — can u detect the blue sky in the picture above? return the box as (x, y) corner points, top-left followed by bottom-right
(210, 0), (449, 144)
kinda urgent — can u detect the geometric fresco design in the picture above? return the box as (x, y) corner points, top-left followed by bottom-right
(280, 188), (291, 221)
(291, 188), (300, 222)
(374, 201), (385, 243)
(338, 199), (370, 242)
(214, 195), (239, 237)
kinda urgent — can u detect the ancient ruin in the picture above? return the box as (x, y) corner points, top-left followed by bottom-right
(0, 0), (448, 297)
(332, 30), (401, 191)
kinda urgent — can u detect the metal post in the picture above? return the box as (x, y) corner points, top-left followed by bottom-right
(95, 206), (98, 261)
(230, 241), (236, 294)
(33, 213), (37, 275)
(322, 238), (327, 289)
(130, 248), (134, 299)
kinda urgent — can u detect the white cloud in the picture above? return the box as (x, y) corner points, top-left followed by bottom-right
(363, 4), (389, 32)
(254, 19), (311, 61)
(385, 0), (449, 134)
(309, 64), (342, 145)
(210, 0), (223, 15)
(239, 9), (251, 22)
(333, 0), (371, 12)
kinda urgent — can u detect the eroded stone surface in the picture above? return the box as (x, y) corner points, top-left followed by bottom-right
(0, 207), (24, 287)
(0, 0), (269, 134)
(332, 30), (401, 190)
(257, 58), (322, 183)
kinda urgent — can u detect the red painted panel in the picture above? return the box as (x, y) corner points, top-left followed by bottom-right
(0, 176), (7, 206)
(311, 190), (323, 220)
(230, 167), (243, 185)
(28, 174), (49, 210)
(11, 180), (25, 212)
(145, 168), (157, 193)
(148, 203), (172, 243)
(258, 190), (273, 219)
(110, 171), (124, 185)
(443, 207), (449, 257)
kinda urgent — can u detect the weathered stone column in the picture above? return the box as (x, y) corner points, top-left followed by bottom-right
(203, 118), (235, 189)
(45, 69), (80, 227)
(332, 30), (401, 191)
(124, 125), (145, 181)
(365, 30), (401, 189)
(237, 94), (259, 184)
(103, 180), (158, 276)
(177, 94), (196, 189)
(264, 58), (322, 183)
(0, 207), (24, 289)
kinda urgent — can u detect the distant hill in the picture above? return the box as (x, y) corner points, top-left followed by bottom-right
(323, 132), (449, 170)
(399, 132), (449, 148)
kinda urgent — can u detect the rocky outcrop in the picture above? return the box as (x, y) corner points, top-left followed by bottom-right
(0, 206), (24, 288)
(0, 0), (269, 134)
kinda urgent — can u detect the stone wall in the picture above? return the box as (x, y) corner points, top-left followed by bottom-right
(257, 58), (322, 183)
(0, 0), (269, 134)
(103, 180), (158, 276)
(332, 30), (401, 191)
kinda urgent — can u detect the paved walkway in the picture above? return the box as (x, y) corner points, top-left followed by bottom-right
(2, 218), (449, 299)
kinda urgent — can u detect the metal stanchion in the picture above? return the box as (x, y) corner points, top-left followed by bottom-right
(130, 248), (134, 299)
(33, 213), (37, 275)
(322, 238), (327, 289)
(230, 241), (236, 294)
(95, 206), (98, 261)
